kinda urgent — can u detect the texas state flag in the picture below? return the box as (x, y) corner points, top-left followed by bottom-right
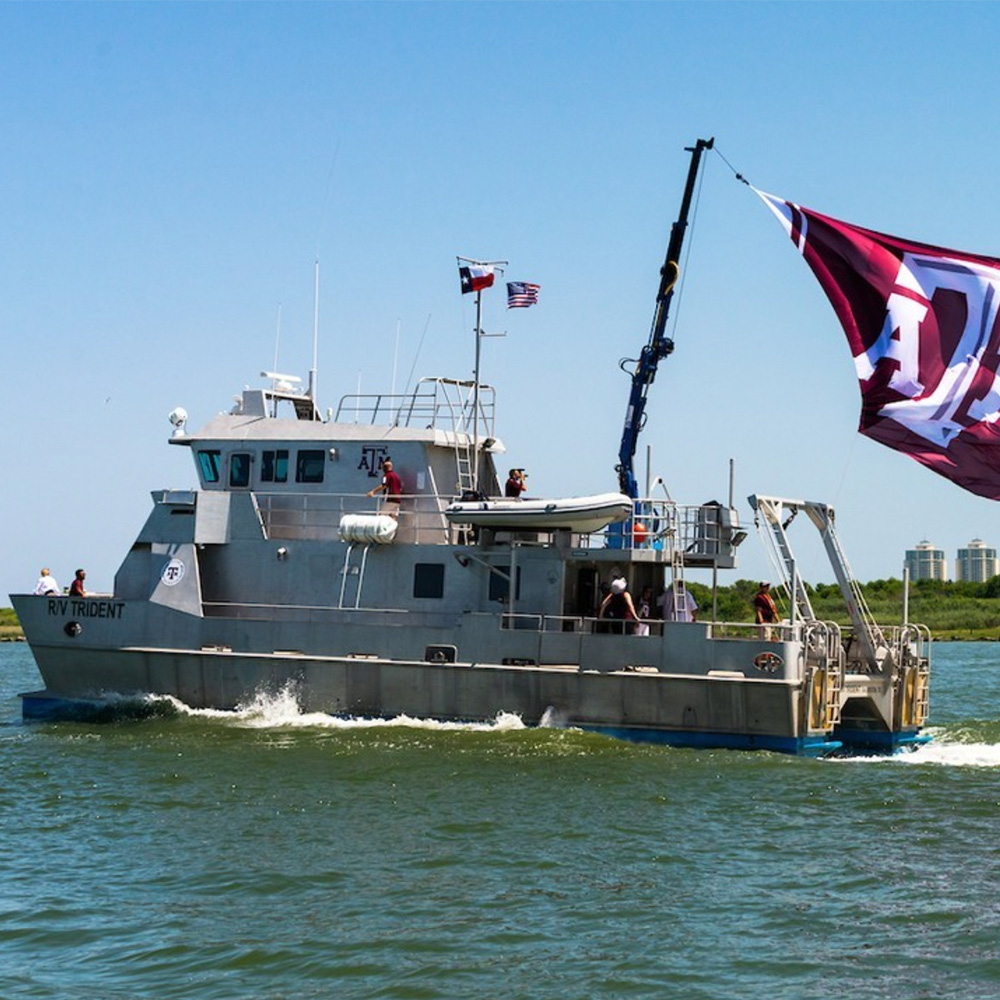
(458, 264), (495, 294)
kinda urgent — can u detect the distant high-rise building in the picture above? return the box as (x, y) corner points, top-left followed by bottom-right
(905, 540), (948, 581)
(956, 539), (999, 583)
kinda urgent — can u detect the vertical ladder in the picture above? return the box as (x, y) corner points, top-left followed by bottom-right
(751, 497), (815, 620)
(437, 379), (478, 495)
(454, 442), (476, 495)
(750, 495), (887, 672)
(664, 548), (687, 621)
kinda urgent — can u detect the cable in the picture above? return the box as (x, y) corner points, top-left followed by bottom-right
(712, 144), (751, 187)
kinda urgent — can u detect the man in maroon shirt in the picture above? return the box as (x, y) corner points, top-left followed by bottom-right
(368, 459), (403, 513)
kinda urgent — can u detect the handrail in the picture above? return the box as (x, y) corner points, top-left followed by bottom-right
(333, 377), (496, 438)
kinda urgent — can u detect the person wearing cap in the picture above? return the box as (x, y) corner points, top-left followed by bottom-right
(754, 581), (779, 639)
(598, 577), (639, 635)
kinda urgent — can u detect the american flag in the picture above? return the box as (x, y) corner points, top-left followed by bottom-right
(506, 281), (540, 309)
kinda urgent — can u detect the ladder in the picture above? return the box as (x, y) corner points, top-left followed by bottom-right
(434, 379), (478, 495)
(750, 496), (815, 620)
(663, 548), (688, 621)
(750, 495), (887, 672)
(454, 441), (476, 495)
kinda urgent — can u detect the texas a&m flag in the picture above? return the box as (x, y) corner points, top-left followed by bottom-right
(759, 189), (1000, 500)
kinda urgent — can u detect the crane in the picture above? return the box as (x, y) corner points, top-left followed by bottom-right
(615, 137), (714, 499)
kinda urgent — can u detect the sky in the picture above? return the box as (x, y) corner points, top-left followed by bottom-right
(4, 0), (1000, 601)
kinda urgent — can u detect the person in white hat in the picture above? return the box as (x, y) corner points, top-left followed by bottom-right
(598, 577), (639, 634)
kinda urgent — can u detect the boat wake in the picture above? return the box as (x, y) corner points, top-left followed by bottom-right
(843, 727), (1000, 768)
(149, 684), (532, 734)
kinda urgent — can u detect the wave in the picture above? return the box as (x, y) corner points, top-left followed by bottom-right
(842, 727), (1000, 768)
(153, 684), (532, 734)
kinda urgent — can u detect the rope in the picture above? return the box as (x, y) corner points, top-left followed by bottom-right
(712, 144), (751, 187)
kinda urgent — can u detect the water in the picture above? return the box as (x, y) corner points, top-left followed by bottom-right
(2, 642), (1000, 999)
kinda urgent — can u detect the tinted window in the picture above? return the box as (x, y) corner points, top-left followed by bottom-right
(230, 453), (251, 488)
(295, 449), (325, 484)
(261, 449), (289, 483)
(198, 450), (221, 483)
(413, 563), (445, 599)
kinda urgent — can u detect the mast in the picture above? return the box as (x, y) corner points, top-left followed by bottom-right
(473, 286), (484, 486)
(458, 255), (506, 491)
(616, 137), (714, 498)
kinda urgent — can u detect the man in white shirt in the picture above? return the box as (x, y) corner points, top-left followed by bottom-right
(34, 568), (60, 596)
(659, 580), (698, 622)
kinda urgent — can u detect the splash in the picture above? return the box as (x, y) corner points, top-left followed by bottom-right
(895, 734), (1000, 768)
(157, 684), (529, 733)
(843, 729), (1000, 768)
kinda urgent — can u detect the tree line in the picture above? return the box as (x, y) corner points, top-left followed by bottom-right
(685, 577), (1000, 639)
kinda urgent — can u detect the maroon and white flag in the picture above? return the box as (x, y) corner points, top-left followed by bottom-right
(758, 189), (1000, 500)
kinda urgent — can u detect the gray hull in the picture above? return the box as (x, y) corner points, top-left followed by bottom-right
(11, 592), (917, 756)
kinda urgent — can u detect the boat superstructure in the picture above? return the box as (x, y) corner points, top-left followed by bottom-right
(10, 140), (931, 754)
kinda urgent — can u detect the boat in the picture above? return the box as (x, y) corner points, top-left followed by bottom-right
(445, 493), (633, 533)
(10, 139), (931, 755)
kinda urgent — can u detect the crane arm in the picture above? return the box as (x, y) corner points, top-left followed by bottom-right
(616, 137), (713, 498)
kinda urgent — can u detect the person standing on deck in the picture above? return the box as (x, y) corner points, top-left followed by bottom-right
(754, 581), (779, 639)
(599, 578), (639, 635)
(34, 568), (60, 596)
(368, 458), (403, 515)
(504, 469), (527, 498)
(661, 581), (698, 623)
(69, 569), (87, 597)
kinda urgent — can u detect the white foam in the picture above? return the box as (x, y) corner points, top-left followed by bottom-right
(839, 729), (1000, 768)
(154, 685), (529, 733)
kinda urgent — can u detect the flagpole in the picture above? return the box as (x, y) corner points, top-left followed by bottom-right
(473, 287), (483, 489)
(457, 254), (507, 493)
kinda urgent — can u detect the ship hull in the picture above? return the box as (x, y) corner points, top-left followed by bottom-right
(12, 593), (908, 756)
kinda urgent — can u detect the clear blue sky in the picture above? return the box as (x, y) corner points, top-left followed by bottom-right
(4, 1), (999, 600)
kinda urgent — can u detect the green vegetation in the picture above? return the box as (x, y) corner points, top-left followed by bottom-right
(688, 577), (1000, 640)
(0, 607), (22, 641)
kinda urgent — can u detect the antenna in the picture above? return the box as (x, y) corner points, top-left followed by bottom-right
(309, 258), (319, 404)
(271, 303), (283, 417)
(392, 318), (401, 397)
(273, 302), (283, 373)
(401, 313), (433, 400)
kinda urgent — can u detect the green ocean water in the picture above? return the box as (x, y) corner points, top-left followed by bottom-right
(2, 642), (1000, 1000)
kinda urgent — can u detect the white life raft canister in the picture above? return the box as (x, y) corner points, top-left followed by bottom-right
(338, 513), (399, 544)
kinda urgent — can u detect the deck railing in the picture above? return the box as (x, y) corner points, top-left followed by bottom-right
(212, 484), (747, 568)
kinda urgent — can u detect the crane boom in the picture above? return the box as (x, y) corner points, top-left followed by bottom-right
(616, 137), (714, 498)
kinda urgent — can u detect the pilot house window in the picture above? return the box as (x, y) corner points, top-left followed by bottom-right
(229, 453), (252, 488)
(295, 449), (325, 484)
(261, 449), (289, 483)
(198, 450), (221, 484)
